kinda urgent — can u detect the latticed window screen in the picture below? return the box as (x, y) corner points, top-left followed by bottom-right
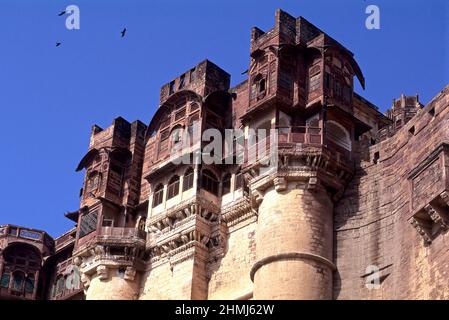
(167, 176), (180, 199)
(152, 185), (164, 207)
(79, 210), (98, 238)
(12, 272), (24, 291)
(327, 121), (351, 151)
(202, 170), (219, 196)
(309, 74), (321, 92)
(222, 174), (232, 195)
(183, 168), (194, 191)
(0, 273), (10, 288)
(25, 276), (34, 293)
(56, 277), (65, 295)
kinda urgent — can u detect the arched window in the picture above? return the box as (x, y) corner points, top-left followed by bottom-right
(235, 173), (243, 190)
(251, 75), (267, 99)
(0, 272), (10, 288)
(327, 121), (351, 151)
(201, 170), (218, 196)
(222, 174), (232, 195)
(3, 243), (41, 271)
(71, 268), (81, 290)
(56, 276), (65, 295)
(152, 184), (164, 207)
(138, 218), (146, 231)
(183, 168), (194, 191)
(12, 271), (24, 292)
(25, 275), (34, 293)
(167, 175), (180, 199)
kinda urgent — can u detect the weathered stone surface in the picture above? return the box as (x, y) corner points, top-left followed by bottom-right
(1, 9), (448, 301)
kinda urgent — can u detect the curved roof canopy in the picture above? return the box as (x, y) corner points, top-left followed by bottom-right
(75, 148), (99, 172)
(146, 90), (203, 140)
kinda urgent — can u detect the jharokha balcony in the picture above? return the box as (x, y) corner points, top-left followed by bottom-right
(244, 125), (352, 168)
(74, 227), (146, 256)
(243, 125), (354, 200)
(73, 227), (147, 278)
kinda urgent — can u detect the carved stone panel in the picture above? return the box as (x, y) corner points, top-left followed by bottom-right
(409, 145), (448, 213)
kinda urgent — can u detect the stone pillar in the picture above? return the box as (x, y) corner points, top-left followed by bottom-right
(251, 180), (335, 300)
(84, 266), (140, 300)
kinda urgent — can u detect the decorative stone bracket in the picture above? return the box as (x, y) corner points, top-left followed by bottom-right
(409, 216), (433, 245)
(409, 191), (449, 244)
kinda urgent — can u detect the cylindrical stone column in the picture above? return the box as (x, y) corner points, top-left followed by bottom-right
(251, 181), (335, 300)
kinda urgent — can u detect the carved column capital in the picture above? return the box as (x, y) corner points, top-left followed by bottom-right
(274, 177), (287, 192)
(307, 177), (318, 190)
(124, 267), (136, 281)
(81, 274), (90, 289)
(252, 190), (264, 206)
(96, 265), (109, 280)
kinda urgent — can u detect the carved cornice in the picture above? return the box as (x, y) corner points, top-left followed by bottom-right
(221, 194), (257, 230)
(147, 195), (220, 233)
(244, 145), (354, 204)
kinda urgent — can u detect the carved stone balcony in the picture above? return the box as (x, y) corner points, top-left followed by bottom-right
(75, 227), (146, 256)
(408, 143), (449, 244)
(0, 224), (54, 258)
(244, 141), (355, 205)
(73, 227), (147, 288)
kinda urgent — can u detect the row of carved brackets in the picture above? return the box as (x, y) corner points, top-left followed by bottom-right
(409, 191), (449, 244)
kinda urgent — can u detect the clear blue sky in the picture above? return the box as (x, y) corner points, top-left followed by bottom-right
(0, 0), (447, 237)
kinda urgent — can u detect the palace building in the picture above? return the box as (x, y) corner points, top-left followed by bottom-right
(1, 9), (449, 300)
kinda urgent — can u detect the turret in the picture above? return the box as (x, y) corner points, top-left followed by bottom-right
(71, 117), (148, 300)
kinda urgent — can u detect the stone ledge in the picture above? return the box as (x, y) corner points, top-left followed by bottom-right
(250, 252), (336, 281)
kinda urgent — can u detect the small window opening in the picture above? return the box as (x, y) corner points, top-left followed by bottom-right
(169, 81), (175, 95)
(179, 74), (185, 89)
(373, 152), (380, 164)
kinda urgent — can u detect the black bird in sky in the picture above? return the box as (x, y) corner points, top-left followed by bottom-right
(58, 10), (66, 16)
(121, 28), (127, 38)
(56, 42), (61, 47)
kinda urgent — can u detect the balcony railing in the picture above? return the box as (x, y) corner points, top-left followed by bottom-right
(54, 228), (76, 251)
(76, 227), (147, 252)
(98, 227), (146, 240)
(244, 126), (322, 165)
(277, 126), (322, 144)
(0, 225), (44, 243)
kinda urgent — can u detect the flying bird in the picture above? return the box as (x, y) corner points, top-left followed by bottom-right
(58, 10), (66, 16)
(56, 42), (61, 47)
(121, 28), (127, 38)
